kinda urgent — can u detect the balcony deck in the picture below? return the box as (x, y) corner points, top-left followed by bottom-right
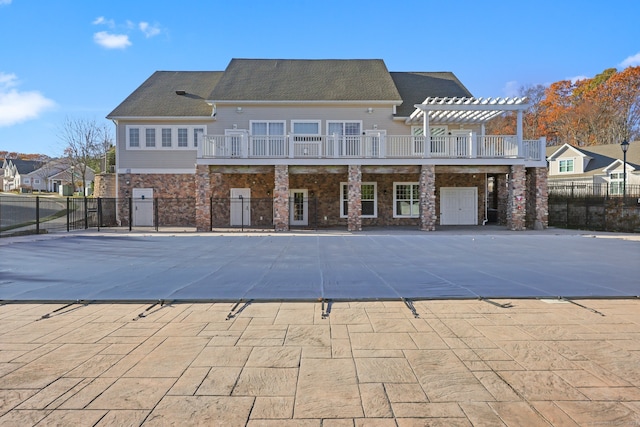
(198, 134), (546, 167)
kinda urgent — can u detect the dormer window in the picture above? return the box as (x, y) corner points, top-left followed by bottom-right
(559, 159), (574, 173)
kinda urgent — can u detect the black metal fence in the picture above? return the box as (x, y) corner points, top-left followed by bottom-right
(0, 195), (329, 236)
(548, 186), (640, 232)
(548, 183), (640, 199)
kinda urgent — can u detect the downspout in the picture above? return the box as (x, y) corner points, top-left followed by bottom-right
(483, 173), (488, 225)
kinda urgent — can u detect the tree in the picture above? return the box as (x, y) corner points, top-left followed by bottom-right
(58, 117), (110, 195)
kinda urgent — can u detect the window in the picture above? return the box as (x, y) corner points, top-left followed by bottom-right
(394, 183), (420, 217)
(340, 182), (377, 218)
(177, 128), (188, 147)
(328, 121), (362, 156)
(194, 128), (204, 147)
(145, 129), (156, 147)
(559, 159), (574, 173)
(161, 128), (172, 147)
(610, 172), (624, 195)
(292, 121), (320, 135)
(34, 179), (41, 184)
(129, 128), (140, 147)
(251, 121), (285, 156)
(24, 178), (30, 184)
(126, 125), (203, 149)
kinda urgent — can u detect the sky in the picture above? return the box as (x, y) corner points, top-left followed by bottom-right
(1, 0), (639, 157)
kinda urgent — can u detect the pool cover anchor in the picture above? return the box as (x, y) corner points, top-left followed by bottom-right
(226, 299), (252, 321)
(560, 298), (605, 316)
(39, 300), (90, 320)
(479, 297), (513, 309)
(402, 298), (419, 318)
(133, 299), (167, 321)
(321, 299), (332, 319)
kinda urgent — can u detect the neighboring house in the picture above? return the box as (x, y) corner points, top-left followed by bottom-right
(107, 58), (548, 231)
(2, 158), (94, 194)
(546, 142), (640, 195)
(2, 159), (42, 192)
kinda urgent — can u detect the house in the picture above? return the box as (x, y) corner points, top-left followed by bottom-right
(107, 58), (548, 231)
(2, 158), (95, 194)
(2, 159), (42, 192)
(546, 142), (640, 196)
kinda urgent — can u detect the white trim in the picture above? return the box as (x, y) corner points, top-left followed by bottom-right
(207, 100), (402, 106)
(116, 168), (196, 174)
(393, 182), (420, 218)
(340, 181), (377, 218)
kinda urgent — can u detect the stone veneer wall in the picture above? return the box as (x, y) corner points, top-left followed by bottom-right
(526, 167), (549, 230)
(117, 173), (195, 227)
(506, 165), (526, 230)
(273, 165), (289, 231)
(347, 165), (362, 231)
(93, 174), (116, 198)
(195, 165), (211, 231)
(496, 174), (508, 226)
(419, 165), (436, 231)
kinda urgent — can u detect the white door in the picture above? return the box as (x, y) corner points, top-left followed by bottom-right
(132, 188), (154, 226)
(440, 187), (477, 225)
(290, 189), (308, 226)
(230, 188), (251, 226)
(224, 130), (248, 158)
(364, 130), (386, 158)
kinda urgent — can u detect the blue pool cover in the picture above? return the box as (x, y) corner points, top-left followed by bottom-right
(1, 233), (638, 301)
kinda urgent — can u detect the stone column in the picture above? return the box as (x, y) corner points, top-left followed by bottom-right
(195, 165), (211, 231)
(273, 165), (289, 232)
(526, 167), (548, 230)
(347, 164), (362, 231)
(507, 165), (526, 230)
(419, 164), (436, 231)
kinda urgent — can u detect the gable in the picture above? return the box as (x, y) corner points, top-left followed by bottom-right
(390, 72), (473, 117)
(209, 59), (403, 102)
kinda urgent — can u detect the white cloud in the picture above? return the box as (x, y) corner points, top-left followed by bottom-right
(93, 31), (131, 49)
(0, 0), (12, 5)
(139, 22), (161, 38)
(92, 16), (115, 28)
(569, 75), (589, 84)
(503, 81), (519, 97)
(620, 52), (640, 68)
(0, 73), (56, 127)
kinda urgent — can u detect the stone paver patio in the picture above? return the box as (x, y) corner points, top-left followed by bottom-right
(1, 299), (639, 426)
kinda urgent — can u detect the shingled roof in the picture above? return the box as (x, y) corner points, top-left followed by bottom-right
(107, 71), (223, 118)
(209, 59), (402, 102)
(390, 72), (473, 117)
(107, 59), (474, 118)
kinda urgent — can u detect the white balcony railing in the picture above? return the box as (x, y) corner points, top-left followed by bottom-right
(200, 134), (545, 161)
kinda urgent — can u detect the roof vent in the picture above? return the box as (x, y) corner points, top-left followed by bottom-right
(175, 90), (186, 95)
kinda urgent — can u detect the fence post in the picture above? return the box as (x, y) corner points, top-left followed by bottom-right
(155, 198), (159, 232)
(209, 196), (213, 231)
(241, 196), (244, 232)
(314, 196), (318, 231)
(36, 196), (40, 234)
(97, 198), (102, 232)
(67, 197), (70, 232)
(129, 197), (133, 231)
(84, 197), (88, 229)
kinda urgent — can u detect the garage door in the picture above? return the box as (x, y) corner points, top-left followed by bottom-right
(440, 187), (477, 225)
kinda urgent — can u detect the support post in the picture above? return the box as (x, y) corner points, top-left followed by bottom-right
(419, 165), (436, 231)
(507, 165), (526, 230)
(347, 164), (362, 231)
(273, 165), (290, 231)
(36, 196), (40, 234)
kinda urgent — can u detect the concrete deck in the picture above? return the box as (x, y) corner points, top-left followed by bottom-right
(1, 299), (640, 425)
